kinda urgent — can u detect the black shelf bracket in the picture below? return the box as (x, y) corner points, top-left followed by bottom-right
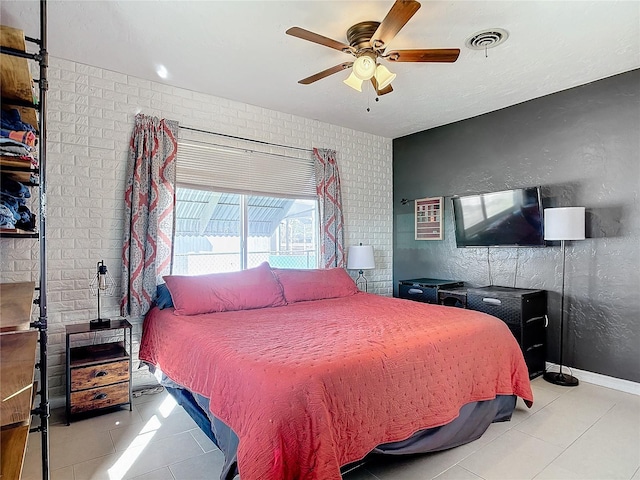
(25, 35), (43, 46)
(31, 403), (49, 417)
(0, 45), (39, 60)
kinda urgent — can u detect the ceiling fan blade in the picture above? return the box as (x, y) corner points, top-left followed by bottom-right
(386, 49), (460, 62)
(286, 27), (353, 53)
(371, 77), (393, 95)
(371, 0), (421, 50)
(298, 62), (353, 85)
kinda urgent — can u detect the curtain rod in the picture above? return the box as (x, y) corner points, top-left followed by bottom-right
(180, 125), (314, 153)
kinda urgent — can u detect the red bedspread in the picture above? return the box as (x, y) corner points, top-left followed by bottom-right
(139, 293), (532, 480)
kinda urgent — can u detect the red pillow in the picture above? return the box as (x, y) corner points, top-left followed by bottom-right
(164, 262), (286, 315)
(272, 268), (359, 303)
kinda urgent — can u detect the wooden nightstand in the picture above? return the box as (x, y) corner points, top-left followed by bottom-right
(65, 319), (132, 424)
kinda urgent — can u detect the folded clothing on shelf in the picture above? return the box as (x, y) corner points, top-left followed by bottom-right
(1, 192), (24, 219)
(0, 128), (37, 148)
(16, 205), (35, 230)
(0, 137), (38, 169)
(0, 137), (35, 153)
(0, 187), (35, 231)
(1, 177), (31, 199)
(0, 204), (16, 229)
(0, 108), (36, 133)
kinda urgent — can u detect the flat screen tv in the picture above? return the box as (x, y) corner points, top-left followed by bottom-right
(452, 187), (544, 247)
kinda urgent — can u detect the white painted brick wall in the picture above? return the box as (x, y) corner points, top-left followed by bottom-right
(0, 57), (393, 400)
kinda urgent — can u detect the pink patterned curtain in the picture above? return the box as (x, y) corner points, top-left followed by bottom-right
(313, 147), (345, 268)
(121, 114), (178, 317)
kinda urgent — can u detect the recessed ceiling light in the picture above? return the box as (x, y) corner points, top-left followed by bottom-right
(156, 64), (169, 79)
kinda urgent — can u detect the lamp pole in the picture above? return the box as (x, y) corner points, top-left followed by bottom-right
(97, 278), (102, 321)
(558, 239), (567, 377)
(543, 239), (579, 387)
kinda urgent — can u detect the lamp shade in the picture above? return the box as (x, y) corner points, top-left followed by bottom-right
(343, 71), (363, 92)
(347, 245), (375, 270)
(544, 207), (585, 241)
(352, 55), (376, 80)
(374, 64), (396, 90)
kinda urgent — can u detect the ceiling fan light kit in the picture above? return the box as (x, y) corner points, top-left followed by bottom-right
(343, 60), (397, 94)
(286, 0), (460, 96)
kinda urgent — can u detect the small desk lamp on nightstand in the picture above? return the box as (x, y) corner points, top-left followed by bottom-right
(90, 260), (115, 328)
(347, 244), (375, 292)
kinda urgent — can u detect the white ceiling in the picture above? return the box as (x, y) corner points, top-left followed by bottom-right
(2, 1), (639, 139)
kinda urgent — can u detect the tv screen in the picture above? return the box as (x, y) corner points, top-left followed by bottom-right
(452, 187), (544, 247)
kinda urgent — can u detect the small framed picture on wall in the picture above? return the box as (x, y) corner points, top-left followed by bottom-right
(415, 196), (443, 240)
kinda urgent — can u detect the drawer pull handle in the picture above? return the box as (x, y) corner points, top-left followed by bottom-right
(526, 316), (545, 324)
(544, 315), (549, 327)
(93, 393), (108, 401)
(408, 288), (423, 295)
(95, 371), (108, 377)
(482, 297), (502, 305)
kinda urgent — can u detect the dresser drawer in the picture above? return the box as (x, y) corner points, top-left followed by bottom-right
(398, 279), (463, 304)
(467, 294), (523, 325)
(399, 285), (434, 303)
(70, 382), (129, 414)
(71, 360), (129, 391)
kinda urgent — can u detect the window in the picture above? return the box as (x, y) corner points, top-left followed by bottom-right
(173, 130), (318, 274)
(173, 187), (318, 275)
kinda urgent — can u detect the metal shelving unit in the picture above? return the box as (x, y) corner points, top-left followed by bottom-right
(0, 1), (50, 478)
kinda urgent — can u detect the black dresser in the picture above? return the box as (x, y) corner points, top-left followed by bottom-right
(467, 286), (547, 379)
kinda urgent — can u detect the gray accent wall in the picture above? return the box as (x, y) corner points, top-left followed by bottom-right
(393, 69), (640, 383)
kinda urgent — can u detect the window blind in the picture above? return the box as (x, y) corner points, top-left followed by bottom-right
(176, 135), (316, 199)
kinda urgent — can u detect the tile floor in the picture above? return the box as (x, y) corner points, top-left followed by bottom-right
(22, 377), (640, 480)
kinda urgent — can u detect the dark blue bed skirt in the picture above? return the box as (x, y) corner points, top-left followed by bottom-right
(165, 382), (516, 480)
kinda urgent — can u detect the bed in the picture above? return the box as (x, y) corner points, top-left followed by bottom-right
(139, 264), (533, 480)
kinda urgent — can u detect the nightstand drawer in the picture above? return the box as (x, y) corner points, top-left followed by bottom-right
(70, 382), (129, 414)
(71, 360), (129, 391)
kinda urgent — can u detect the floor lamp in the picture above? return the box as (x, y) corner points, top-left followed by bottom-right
(543, 207), (585, 387)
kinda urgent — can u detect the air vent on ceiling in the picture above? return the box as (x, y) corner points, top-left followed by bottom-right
(465, 28), (509, 50)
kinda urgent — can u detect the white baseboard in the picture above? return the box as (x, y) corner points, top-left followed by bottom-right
(545, 362), (640, 395)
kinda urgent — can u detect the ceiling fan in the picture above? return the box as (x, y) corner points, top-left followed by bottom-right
(286, 0), (460, 95)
